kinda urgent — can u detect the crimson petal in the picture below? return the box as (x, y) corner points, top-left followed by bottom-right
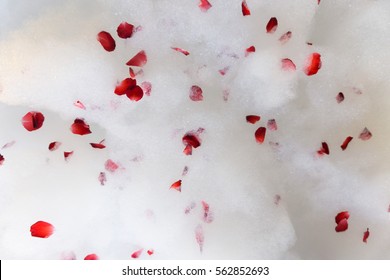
(84, 254), (99, 260)
(304, 53), (322, 76)
(266, 17), (278, 34)
(242, 0), (251, 16)
(97, 31), (116, 52)
(189, 85), (203, 101)
(117, 22), (134, 39)
(340, 136), (353, 151)
(255, 127), (266, 143)
(22, 111), (45, 132)
(126, 50), (147, 67)
(71, 119), (92, 135)
(30, 221), (54, 238)
(246, 115), (261, 124)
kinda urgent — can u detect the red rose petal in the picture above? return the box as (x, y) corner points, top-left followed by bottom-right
(74, 100), (86, 110)
(189, 85), (203, 101)
(30, 221), (54, 238)
(48, 141), (61, 151)
(199, 0), (212, 12)
(363, 228), (370, 243)
(242, 0), (251, 16)
(335, 218), (348, 232)
(114, 78), (137, 96)
(335, 211), (350, 224)
(183, 133), (201, 148)
(317, 142), (329, 155)
(255, 127), (266, 144)
(336, 92), (345, 103)
(71, 118), (92, 135)
(266, 17), (278, 34)
(195, 225), (204, 252)
(126, 85), (144, 101)
(281, 58), (296, 71)
(90, 142), (106, 149)
(98, 172), (107, 186)
(126, 50), (147, 67)
(84, 254), (99, 260)
(245, 46), (256, 57)
(246, 115), (261, 124)
(97, 31), (116, 52)
(64, 151), (74, 161)
(0, 154), (4, 166)
(147, 249), (154, 256)
(117, 22), (134, 39)
(304, 53), (322, 76)
(131, 249), (143, 259)
(202, 200), (213, 223)
(340, 136), (353, 151)
(183, 145), (192, 155)
(22, 111), (45, 132)
(171, 47), (190, 56)
(359, 127), (372, 141)
(279, 31), (292, 44)
(267, 119), (278, 131)
(105, 159), (119, 173)
(170, 180), (182, 192)
(141, 81), (152, 96)
(219, 67), (229, 76)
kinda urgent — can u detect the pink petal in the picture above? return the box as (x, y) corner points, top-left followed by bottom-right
(170, 180), (182, 192)
(255, 127), (266, 144)
(131, 249), (143, 259)
(126, 85), (144, 101)
(147, 249), (154, 256)
(64, 151), (74, 161)
(98, 172), (107, 186)
(202, 200), (213, 223)
(359, 127), (372, 141)
(30, 221), (54, 238)
(279, 31), (292, 44)
(97, 31), (116, 52)
(183, 144), (193, 156)
(195, 225), (204, 252)
(304, 53), (322, 76)
(0, 154), (4, 166)
(126, 50), (147, 67)
(363, 228), (370, 243)
(340, 136), (353, 151)
(199, 0), (212, 12)
(335, 211), (350, 224)
(2, 140), (16, 149)
(266, 17), (278, 34)
(105, 159), (119, 173)
(336, 92), (345, 103)
(219, 67), (229, 76)
(171, 47), (190, 56)
(117, 22), (134, 39)
(84, 254), (99, 260)
(281, 58), (296, 71)
(189, 85), (203, 101)
(246, 115), (261, 124)
(48, 141), (61, 151)
(114, 78), (137, 96)
(245, 46), (256, 57)
(71, 119), (92, 135)
(335, 218), (348, 232)
(22, 111), (45, 132)
(242, 0), (251, 16)
(267, 119), (278, 131)
(141, 81), (152, 96)
(74, 100), (86, 110)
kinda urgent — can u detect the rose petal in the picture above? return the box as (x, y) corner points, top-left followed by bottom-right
(281, 58), (296, 71)
(255, 127), (266, 144)
(97, 31), (116, 52)
(0, 154), (4, 166)
(2, 141), (16, 149)
(189, 85), (203, 101)
(202, 200), (213, 223)
(266, 17), (278, 34)
(195, 225), (204, 252)
(336, 92), (345, 103)
(304, 53), (322, 76)
(141, 81), (152, 96)
(22, 111), (45, 132)
(126, 50), (147, 67)
(245, 46), (256, 57)
(335, 211), (350, 224)
(246, 115), (261, 124)
(114, 78), (137, 96)
(359, 127), (372, 141)
(147, 250), (154, 256)
(117, 22), (134, 39)
(74, 100), (86, 110)
(242, 0), (251, 16)
(335, 218), (348, 232)
(183, 133), (201, 148)
(64, 151), (74, 161)
(199, 0), (212, 12)
(71, 119), (92, 135)
(48, 141), (61, 151)
(131, 249), (143, 259)
(170, 180), (182, 192)
(363, 228), (370, 243)
(30, 221), (54, 238)
(267, 119), (278, 131)
(279, 31), (292, 44)
(340, 136), (353, 151)
(90, 142), (106, 149)
(171, 47), (190, 56)
(317, 142), (329, 155)
(98, 172), (107, 186)
(84, 254), (99, 260)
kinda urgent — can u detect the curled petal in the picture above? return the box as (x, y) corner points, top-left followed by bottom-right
(0, 154), (4, 166)
(117, 22), (134, 39)
(170, 180), (182, 192)
(242, 0), (251, 16)
(64, 151), (74, 161)
(199, 0), (212, 12)
(131, 249), (143, 259)
(255, 127), (266, 144)
(126, 85), (144, 101)
(335, 211), (350, 224)
(97, 31), (116, 52)
(245, 46), (256, 57)
(340, 136), (353, 151)
(359, 127), (372, 141)
(30, 221), (54, 238)
(114, 78), (137, 95)
(281, 58), (296, 71)
(335, 218), (348, 232)
(171, 47), (190, 56)
(183, 133), (201, 148)
(126, 50), (147, 67)
(90, 142), (106, 149)
(266, 17), (278, 34)
(48, 141), (61, 151)
(74, 100), (86, 110)
(304, 53), (322, 76)
(279, 31), (292, 44)
(363, 228), (370, 243)
(22, 111), (45, 132)
(71, 119), (92, 135)
(317, 142), (329, 155)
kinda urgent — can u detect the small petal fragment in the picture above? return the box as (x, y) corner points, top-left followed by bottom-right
(141, 81), (152, 96)
(359, 127), (372, 141)
(363, 228), (370, 243)
(74, 100), (86, 110)
(335, 211), (350, 224)
(171, 47), (190, 56)
(245, 46), (256, 57)
(195, 225), (204, 252)
(183, 133), (201, 148)
(246, 115), (261, 124)
(105, 159), (119, 173)
(266, 17), (278, 34)
(189, 85), (203, 101)
(336, 92), (345, 103)
(22, 111), (45, 132)
(131, 249), (143, 259)
(304, 53), (322, 76)
(84, 254), (99, 260)
(30, 221), (54, 238)
(114, 78), (137, 96)
(126, 50), (147, 67)
(64, 151), (74, 161)
(281, 58), (296, 71)
(117, 22), (134, 39)
(202, 200), (213, 223)
(335, 218), (348, 232)
(2, 141), (16, 149)
(267, 119), (278, 131)
(317, 142), (329, 155)
(0, 154), (4, 166)
(90, 141), (106, 149)
(97, 31), (116, 52)
(242, 0), (251, 16)
(98, 172), (107, 186)
(279, 31), (292, 44)
(199, 0), (212, 12)
(340, 136), (353, 151)
(71, 119), (92, 135)
(147, 249), (154, 255)
(48, 141), (61, 151)
(255, 127), (266, 144)
(170, 180), (182, 192)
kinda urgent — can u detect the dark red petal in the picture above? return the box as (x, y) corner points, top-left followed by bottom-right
(126, 85), (144, 101)
(48, 141), (61, 151)
(335, 218), (348, 232)
(318, 0), (321, 4)
(98, 172), (107, 186)
(64, 151), (74, 161)
(105, 159), (119, 173)
(336, 92), (345, 103)
(183, 133), (201, 148)
(255, 127), (266, 144)
(246, 115), (261, 124)
(84, 254), (99, 260)
(117, 22), (134, 39)
(245, 46), (256, 57)
(363, 228), (370, 243)
(90, 142), (106, 149)
(266, 17), (278, 34)
(22, 111), (45, 132)
(114, 78), (137, 96)
(340, 136), (353, 151)
(129, 67), (136, 79)
(71, 118), (92, 135)
(267, 119), (278, 131)
(170, 180), (182, 192)
(189, 85), (203, 101)
(147, 249), (154, 256)
(281, 58), (296, 71)
(304, 53), (322, 76)
(335, 211), (350, 224)
(171, 47), (190, 56)
(74, 100), (86, 110)
(140, 81), (152, 96)
(131, 249), (143, 259)
(0, 154), (4, 166)
(242, 0), (251, 16)
(199, 0), (212, 12)
(317, 142), (329, 155)
(97, 31), (116, 52)
(30, 221), (54, 238)
(195, 225), (204, 252)
(359, 127), (372, 141)
(126, 50), (147, 67)
(279, 31), (292, 44)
